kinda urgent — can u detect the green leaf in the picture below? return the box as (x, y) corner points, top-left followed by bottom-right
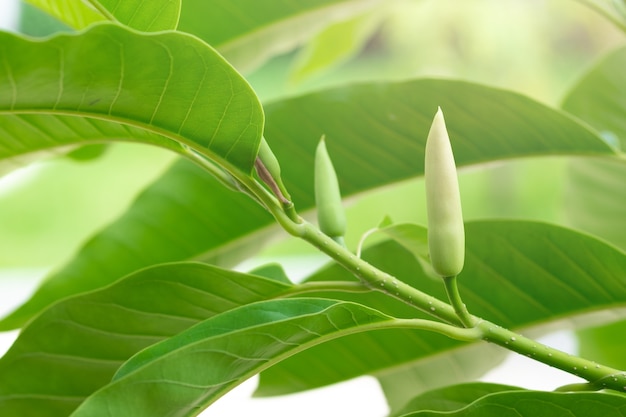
(1, 79), (615, 329)
(27, 0), (181, 31)
(94, 0), (181, 31)
(561, 47), (626, 250)
(0, 262), (291, 417)
(25, 0), (105, 29)
(256, 220), (626, 396)
(178, 0), (386, 73)
(248, 263), (294, 284)
(0, 24), (263, 175)
(69, 299), (395, 417)
(0, 159), (272, 330)
(392, 382), (521, 415)
(560, 46), (626, 375)
(399, 390), (626, 416)
(288, 9), (382, 84)
(379, 345), (508, 414)
(562, 46), (626, 149)
(579, 320), (626, 370)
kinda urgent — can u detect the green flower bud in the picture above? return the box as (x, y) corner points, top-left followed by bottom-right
(425, 107), (465, 277)
(315, 136), (346, 243)
(258, 137), (283, 184)
(255, 137), (291, 203)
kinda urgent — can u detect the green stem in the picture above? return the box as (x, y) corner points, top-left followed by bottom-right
(478, 321), (626, 392)
(443, 276), (475, 328)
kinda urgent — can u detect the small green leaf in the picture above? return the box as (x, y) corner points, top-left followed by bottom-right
(69, 299), (395, 417)
(0, 262), (291, 417)
(27, 0), (181, 31)
(25, 0), (105, 29)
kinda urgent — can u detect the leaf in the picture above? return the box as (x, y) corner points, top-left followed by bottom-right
(69, 299), (396, 417)
(0, 24), (263, 175)
(178, 0), (387, 73)
(391, 382), (521, 415)
(1, 79), (616, 329)
(379, 345), (508, 414)
(248, 263), (294, 284)
(562, 46), (626, 149)
(94, 0), (181, 31)
(0, 262), (291, 417)
(288, 8), (383, 84)
(560, 47), (626, 365)
(0, 159), (272, 330)
(26, 0), (181, 31)
(561, 47), (626, 250)
(578, 319), (626, 370)
(256, 220), (626, 396)
(399, 390), (626, 416)
(25, 0), (105, 29)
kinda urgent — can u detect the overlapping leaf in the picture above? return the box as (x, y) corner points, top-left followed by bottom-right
(0, 79), (617, 329)
(0, 24), (264, 175)
(391, 382), (521, 416)
(561, 46), (626, 373)
(0, 262), (291, 417)
(397, 384), (626, 416)
(179, 0), (386, 72)
(256, 220), (626, 396)
(69, 298), (396, 417)
(26, 0), (181, 31)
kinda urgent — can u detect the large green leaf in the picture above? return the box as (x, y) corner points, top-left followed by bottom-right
(1, 79), (617, 329)
(0, 24), (263, 175)
(26, 0), (181, 31)
(69, 298), (398, 417)
(256, 220), (626, 396)
(399, 389), (626, 416)
(178, 0), (386, 73)
(0, 262), (291, 417)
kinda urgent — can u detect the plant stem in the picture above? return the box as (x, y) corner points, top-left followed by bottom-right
(477, 321), (626, 392)
(443, 275), (475, 327)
